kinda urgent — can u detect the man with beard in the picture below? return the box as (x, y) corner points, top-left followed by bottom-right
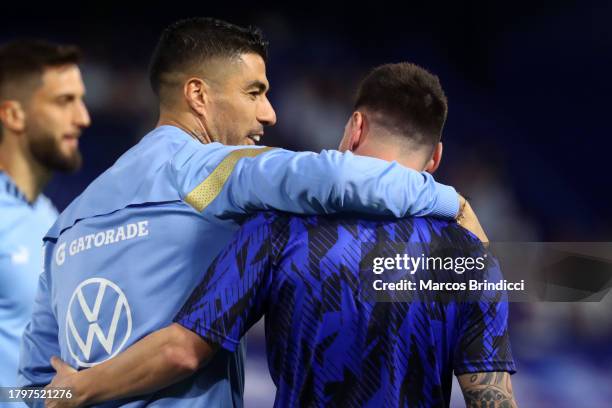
(0, 40), (90, 388)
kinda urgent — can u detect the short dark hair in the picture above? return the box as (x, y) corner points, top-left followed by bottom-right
(354, 62), (448, 146)
(149, 17), (268, 97)
(0, 39), (81, 142)
(0, 39), (81, 97)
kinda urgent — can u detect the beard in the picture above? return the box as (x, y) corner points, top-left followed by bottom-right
(28, 131), (82, 173)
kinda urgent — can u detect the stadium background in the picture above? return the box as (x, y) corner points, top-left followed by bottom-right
(3, 2), (611, 406)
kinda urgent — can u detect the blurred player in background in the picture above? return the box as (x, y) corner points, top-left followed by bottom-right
(0, 40), (89, 389)
(18, 18), (480, 407)
(45, 64), (511, 407)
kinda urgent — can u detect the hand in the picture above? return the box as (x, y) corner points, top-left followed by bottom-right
(456, 196), (489, 245)
(44, 357), (85, 408)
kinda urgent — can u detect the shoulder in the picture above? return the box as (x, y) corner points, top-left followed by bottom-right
(240, 212), (292, 235)
(171, 141), (277, 202)
(409, 217), (487, 258)
(287, 215), (483, 247)
(0, 195), (30, 235)
(414, 217), (481, 243)
(36, 194), (59, 221)
(171, 139), (273, 172)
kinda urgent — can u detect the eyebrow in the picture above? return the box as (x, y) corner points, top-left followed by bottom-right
(54, 92), (84, 101)
(55, 93), (76, 100)
(246, 80), (269, 93)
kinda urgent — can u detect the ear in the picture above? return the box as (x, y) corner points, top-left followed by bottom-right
(424, 142), (443, 173)
(349, 111), (366, 151)
(183, 78), (208, 117)
(0, 100), (26, 134)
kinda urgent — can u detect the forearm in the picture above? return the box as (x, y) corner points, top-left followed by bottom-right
(458, 372), (517, 408)
(74, 324), (212, 405)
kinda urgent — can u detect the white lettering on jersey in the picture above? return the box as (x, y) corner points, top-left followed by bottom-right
(55, 220), (150, 266)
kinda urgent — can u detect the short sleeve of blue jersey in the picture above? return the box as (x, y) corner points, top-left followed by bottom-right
(174, 213), (283, 351)
(453, 255), (517, 375)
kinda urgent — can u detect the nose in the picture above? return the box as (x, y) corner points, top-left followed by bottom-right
(74, 99), (91, 129)
(257, 95), (277, 127)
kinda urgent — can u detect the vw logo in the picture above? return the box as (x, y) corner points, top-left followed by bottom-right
(65, 278), (132, 367)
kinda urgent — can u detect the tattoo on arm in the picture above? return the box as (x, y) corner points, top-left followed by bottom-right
(458, 372), (517, 408)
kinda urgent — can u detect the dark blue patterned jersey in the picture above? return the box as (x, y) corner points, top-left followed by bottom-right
(175, 212), (516, 407)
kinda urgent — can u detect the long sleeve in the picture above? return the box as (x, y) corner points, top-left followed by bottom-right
(175, 144), (458, 219)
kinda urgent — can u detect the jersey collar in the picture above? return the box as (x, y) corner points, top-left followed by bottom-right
(0, 171), (30, 204)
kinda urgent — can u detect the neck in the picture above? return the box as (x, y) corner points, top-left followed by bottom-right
(355, 143), (427, 171)
(157, 109), (212, 144)
(0, 135), (51, 203)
